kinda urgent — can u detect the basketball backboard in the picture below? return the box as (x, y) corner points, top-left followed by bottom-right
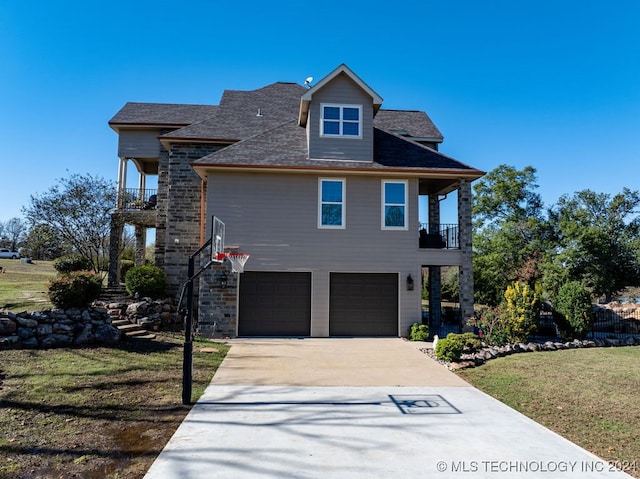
(211, 216), (225, 262)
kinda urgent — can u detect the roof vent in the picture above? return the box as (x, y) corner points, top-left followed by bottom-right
(256, 108), (263, 117)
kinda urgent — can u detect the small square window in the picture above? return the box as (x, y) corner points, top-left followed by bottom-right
(320, 104), (362, 138)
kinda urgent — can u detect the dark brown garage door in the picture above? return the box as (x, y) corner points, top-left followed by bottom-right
(329, 273), (398, 336)
(239, 272), (311, 336)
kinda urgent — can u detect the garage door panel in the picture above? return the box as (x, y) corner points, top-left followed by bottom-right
(239, 272), (311, 336)
(330, 273), (398, 336)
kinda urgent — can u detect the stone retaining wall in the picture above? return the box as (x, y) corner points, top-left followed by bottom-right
(97, 297), (179, 330)
(0, 307), (121, 349)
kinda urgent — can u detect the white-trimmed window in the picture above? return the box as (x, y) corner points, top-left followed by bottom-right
(321, 103), (362, 138)
(319, 178), (346, 228)
(382, 180), (408, 230)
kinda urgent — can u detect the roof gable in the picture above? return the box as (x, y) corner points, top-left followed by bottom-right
(298, 64), (383, 127)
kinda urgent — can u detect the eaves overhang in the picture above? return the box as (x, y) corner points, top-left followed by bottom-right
(108, 122), (191, 134)
(190, 161), (485, 182)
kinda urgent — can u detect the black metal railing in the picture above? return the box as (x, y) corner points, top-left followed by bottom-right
(528, 307), (640, 342)
(419, 223), (459, 249)
(117, 188), (158, 210)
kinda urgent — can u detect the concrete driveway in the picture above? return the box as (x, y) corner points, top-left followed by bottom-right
(144, 339), (632, 478)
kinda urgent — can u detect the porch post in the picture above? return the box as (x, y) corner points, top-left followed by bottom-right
(457, 179), (475, 324)
(428, 194), (442, 333)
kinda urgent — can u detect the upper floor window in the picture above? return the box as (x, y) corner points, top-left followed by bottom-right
(319, 178), (345, 228)
(321, 104), (362, 138)
(382, 180), (408, 230)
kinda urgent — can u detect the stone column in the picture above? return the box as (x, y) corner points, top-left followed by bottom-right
(134, 225), (146, 266)
(108, 213), (124, 286)
(457, 179), (475, 324)
(428, 193), (442, 333)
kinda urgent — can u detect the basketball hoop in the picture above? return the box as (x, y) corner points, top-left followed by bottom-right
(217, 252), (251, 273)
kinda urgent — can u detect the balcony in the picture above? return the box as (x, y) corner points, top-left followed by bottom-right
(419, 223), (459, 249)
(117, 188), (158, 210)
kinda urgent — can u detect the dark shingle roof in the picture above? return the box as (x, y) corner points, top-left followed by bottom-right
(109, 102), (218, 127)
(192, 122), (478, 175)
(163, 82), (306, 141)
(374, 109), (443, 141)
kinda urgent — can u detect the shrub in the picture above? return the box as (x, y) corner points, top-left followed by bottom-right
(501, 281), (540, 343)
(119, 259), (135, 283)
(554, 281), (593, 340)
(435, 332), (481, 362)
(472, 306), (509, 346)
(54, 254), (93, 274)
(408, 322), (430, 341)
(125, 265), (166, 298)
(48, 271), (102, 309)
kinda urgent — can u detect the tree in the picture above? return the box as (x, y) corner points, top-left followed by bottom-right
(547, 188), (640, 302)
(0, 217), (27, 251)
(21, 224), (69, 260)
(472, 165), (547, 305)
(23, 173), (117, 274)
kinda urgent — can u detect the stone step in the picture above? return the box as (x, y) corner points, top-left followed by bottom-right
(111, 319), (156, 341)
(125, 329), (156, 340)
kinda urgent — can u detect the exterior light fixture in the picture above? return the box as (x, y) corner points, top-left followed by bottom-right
(406, 274), (414, 291)
(219, 271), (228, 289)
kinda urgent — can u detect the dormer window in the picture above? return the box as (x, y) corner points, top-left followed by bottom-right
(321, 104), (362, 138)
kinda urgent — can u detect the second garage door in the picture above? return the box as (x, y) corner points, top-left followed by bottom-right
(329, 273), (398, 336)
(239, 272), (311, 336)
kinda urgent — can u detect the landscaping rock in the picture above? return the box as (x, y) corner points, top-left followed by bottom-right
(0, 318), (17, 335)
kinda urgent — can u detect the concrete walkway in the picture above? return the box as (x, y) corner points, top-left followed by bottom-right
(144, 339), (633, 478)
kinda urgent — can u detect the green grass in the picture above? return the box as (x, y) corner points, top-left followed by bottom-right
(0, 258), (57, 311)
(459, 347), (640, 477)
(0, 332), (229, 478)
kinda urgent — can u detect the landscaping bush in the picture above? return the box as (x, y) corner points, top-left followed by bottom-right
(408, 322), (430, 341)
(435, 332), (481, 362)
(472, 306), (509, 346)
(554, 281), (593, 340)
(48, 271), (102, 309)
(119, 259), (135, 283)
(501, 281), (540, 343)
(125, 265), (166, 298)
(54, 254), (93, 274)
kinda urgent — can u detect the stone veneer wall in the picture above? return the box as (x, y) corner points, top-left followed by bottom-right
(457, 179), (474, 323)
(154, 131), (173, 271)
(162, 143), (224, 298)
(198, 260), (238, 338)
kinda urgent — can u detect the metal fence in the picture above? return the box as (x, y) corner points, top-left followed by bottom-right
(425, 306), (640, 341)
(117, 188), (158, 210)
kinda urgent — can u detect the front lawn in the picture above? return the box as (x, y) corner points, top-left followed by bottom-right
(459, 347), (640, 478)
(0, 258), (56, 311)
(0, 332), (229, 479)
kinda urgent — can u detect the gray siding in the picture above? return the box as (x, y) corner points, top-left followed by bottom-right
(205, 171), (432, 336)
(118, 129), (162, 158)
(307, 74), (374, 162)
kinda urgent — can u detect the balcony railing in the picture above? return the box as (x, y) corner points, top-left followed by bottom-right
(419, 223), (459, 249)
(117, 188), (158, 210)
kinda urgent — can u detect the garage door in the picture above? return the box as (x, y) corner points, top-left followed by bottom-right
(329, 273), (398, 336)
(239, 272), (311, 336)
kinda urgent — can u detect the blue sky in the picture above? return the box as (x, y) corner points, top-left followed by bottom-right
(1, 0), (639, 226)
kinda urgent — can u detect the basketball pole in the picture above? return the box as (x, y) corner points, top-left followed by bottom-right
(178, 237), (213, 405)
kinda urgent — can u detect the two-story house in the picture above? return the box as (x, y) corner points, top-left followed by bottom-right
(108, 64), (484, 338)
